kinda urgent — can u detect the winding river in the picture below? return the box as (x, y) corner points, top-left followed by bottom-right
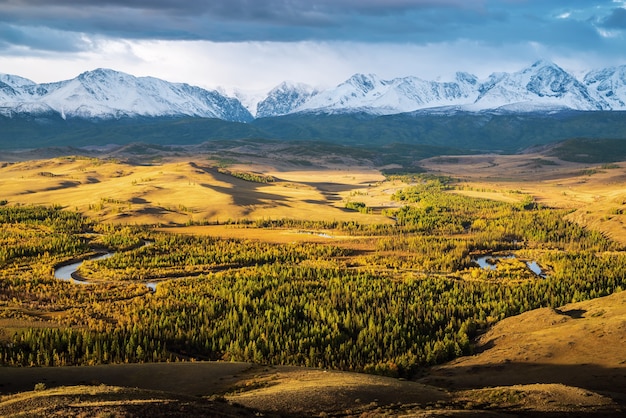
(54, 241), (156, 289)
(54, 252), (114, 284)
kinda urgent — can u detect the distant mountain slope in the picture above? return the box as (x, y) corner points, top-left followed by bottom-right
(2, 62), (626, 153)
(548, 138), (626, 163)
(251, 111), (626, 152)
(0, 116), (264, 149)
(0, 74), (36, 89)
(472, 60), (605, 111)
(0, 69), (253, 122)
(256, 81), (318, 118)
(3, 111), (625, 155)
(286, 72), (479, 116)
(584, 65), (626, 110)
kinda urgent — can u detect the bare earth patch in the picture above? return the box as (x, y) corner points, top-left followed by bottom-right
(226, 366), (448, 416)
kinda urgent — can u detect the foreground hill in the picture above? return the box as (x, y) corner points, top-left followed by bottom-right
(420, 290), (626, 414)
(2, 291), (624, 417)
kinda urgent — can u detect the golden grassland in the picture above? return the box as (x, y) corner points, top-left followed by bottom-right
(0, 384), (259, 417)
(0, 156), (395, 226)
(2, 152), (624, 245)
(1, 150), (626, 416)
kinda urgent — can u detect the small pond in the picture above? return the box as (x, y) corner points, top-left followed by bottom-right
(473, 254), (546, 277)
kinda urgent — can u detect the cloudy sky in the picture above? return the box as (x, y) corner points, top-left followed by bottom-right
(1, 0), (626, 92)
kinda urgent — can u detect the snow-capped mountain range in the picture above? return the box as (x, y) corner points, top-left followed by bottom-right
(1, 61), (626, 121)
(259, 60), (625, 116)
(0, 68), (253, 122)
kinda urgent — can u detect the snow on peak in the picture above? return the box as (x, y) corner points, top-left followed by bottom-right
(2, 62), (626, 120)
(584, 65), (626, 110)
(0, 69), (253, 122)
(455, 72), (478, 85)
(471, 61), (605, 111)
(0, 73), (36, 88)
(255, 81), (318, 118)
(272, 61), (624, 116)
(343, 73), (382, 93)
(291, 72), (481, 116)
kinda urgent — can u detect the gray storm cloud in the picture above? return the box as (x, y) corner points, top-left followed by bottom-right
(0, 0), (624, 87)
(0, 0), (621, 47)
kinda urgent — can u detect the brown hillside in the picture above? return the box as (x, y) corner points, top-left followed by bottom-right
(421, 290), (626, 408)
(0, 384), (264, 417)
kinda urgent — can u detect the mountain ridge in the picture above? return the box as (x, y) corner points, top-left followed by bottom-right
(2, 61), (626, 120)
(0, 68), (253, 122)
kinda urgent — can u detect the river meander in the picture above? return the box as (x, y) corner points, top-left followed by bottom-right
(54, 252), (114, 284)
(54, 241), (155, 288)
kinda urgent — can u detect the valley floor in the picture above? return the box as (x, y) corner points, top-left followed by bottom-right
(1, 147), (625, 416)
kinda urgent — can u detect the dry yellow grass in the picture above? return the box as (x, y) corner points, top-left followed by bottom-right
(226, 366), (448, 416)
(456, 384), (618, 414)
(0, 384), (260, 417)
(0, 362), (255, 397)
(0, 156), (395, 226)
(3, 153), (624, 244)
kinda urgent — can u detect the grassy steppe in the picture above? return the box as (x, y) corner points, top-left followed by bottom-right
(0, 155), (395, 226)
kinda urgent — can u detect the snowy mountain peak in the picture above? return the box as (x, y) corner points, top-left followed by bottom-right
(273, 80), (315, 92)
(583, 65), (626, 110)
(471, 60), (605, 111)
(343, 73), (382, 94)
(262, 62), (626, 117)
(255, 81), (318, 118)
(0, 69), (253, 121)
(529, 59), (560, 70)
(524, 61), (578, 97)
(0, 73), (36, 89)
(78, 68), (121, 80)
(455, 72), (478, 85)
